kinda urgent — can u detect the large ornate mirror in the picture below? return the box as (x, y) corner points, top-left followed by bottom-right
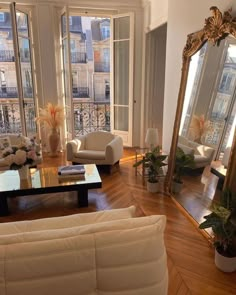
(165, 6), (236, 228)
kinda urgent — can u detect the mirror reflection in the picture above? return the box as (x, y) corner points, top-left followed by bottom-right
(173, 37), (236, 225)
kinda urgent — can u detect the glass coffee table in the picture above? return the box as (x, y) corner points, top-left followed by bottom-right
(0, 164), (102, 216)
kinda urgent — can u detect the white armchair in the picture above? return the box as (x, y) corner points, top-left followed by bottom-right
(66, 131), (123, 168)
(178, 135), (215, 169)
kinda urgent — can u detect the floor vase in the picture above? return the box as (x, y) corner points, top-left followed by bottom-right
(48, 128), (60, 157)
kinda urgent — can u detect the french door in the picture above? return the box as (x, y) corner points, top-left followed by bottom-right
(7, 3), (36, 136)
(60, 9), (134, 146)
(60, 7), (73, 141)
(111, 13), (134, 146)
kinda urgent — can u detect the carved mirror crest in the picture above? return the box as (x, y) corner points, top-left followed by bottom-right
(165, 6), (236, 225)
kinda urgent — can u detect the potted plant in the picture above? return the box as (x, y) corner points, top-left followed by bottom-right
(172, 146), (195, 193)
(199, 189), (236, 272)
(133, 146), (167, 193)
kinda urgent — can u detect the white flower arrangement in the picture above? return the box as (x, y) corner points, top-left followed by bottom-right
(0, 136), (40, 170)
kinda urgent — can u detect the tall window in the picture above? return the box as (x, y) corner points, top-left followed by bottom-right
(0, 5), (36, 136)
(61, 14), (111, 137)
(61, 10), (134, 146)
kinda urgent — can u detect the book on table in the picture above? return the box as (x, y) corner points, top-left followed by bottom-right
(58, 165), (85, 176)
(58, 165), (85, 182)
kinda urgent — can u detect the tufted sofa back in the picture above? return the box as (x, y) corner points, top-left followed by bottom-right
(0, 213), (168, 295)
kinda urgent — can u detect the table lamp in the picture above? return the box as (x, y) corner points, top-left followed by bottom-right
(145, 128), (159, 151)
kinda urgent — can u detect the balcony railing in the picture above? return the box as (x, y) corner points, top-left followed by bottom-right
(0, 100), (110, 137)
(0, 99), (36, 134)
(71, 52), (87, 63)
(0, 87), (33, 98)
(0, 50), (14, 62)
(94, 62), (110, 72)
(73, 101), (110, 136)
(72, 87), (89, 98)
(0, 50), (30, 62)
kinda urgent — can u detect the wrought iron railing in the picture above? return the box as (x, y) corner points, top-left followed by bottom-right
(0, 99), (36, 134)
(0, 50), (14, 62)
(72, 87), (89, 98)
(0, 49), (31, 62)
(71, 52), (87, 63)
(73, 101), (110, 136)
(94, 62), (110, 72)
(0, 99), (110, 137)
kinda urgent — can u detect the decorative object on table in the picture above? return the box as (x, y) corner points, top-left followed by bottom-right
(199, 189), (236, 272)
(58, 164), (85, 181)
(35, 103), (64, 157)
(188, 114), (212, 144)
(145, 128), (159, 151)
(0, 135), (40, 180)
(172, 146), (195, 193)
(133, 146), (167, 193)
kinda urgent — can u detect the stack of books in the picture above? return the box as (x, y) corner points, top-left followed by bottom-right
(58, 165), (85, 181)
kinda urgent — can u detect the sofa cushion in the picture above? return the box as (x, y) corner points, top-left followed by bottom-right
(74, 150), (106, 160)
(0, 206), (136, 236)
(0, 215), (168, 295)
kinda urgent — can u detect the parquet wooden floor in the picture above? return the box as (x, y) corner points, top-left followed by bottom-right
(0, 149), (235, 294)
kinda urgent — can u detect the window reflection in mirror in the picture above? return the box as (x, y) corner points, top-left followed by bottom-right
(174, 37), (236, 228)
(179, 38), (236, 165)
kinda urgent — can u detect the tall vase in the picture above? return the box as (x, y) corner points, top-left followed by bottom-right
(18, 165), (30, 180)
(48, 128), (60, 157)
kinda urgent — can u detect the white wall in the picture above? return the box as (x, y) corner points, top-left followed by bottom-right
(163, 0), (236, 152)
(142, 0), (168, 32)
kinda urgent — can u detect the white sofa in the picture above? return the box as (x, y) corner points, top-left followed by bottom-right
(66, 131), (123, 167)
(0, 206), (168, 295)
(178, 135), (215, 168)
(0, 134), (41, 170)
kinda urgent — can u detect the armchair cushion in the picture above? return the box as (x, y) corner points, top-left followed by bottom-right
(178, 135), (215, 168)
(67, 131), (123, 166)
(74, 150), (105, 160)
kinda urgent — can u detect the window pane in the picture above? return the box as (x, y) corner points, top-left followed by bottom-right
(16, 11), (28, 37)
(0, 11), (21, 133)
(18, 38), (33, 99)
(114, 106), (128, 131)
(114, 40), (129, 105)
(114, 17), (130, 40)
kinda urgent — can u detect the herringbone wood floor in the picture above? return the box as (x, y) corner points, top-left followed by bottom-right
(0, 149), (235, 294)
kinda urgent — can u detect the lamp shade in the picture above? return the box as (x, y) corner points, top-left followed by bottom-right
(145, 128), (159, 147)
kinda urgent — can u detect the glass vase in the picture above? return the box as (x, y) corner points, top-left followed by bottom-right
(18, 165), (30, 180)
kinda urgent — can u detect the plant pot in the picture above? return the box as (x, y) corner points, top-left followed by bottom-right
(147, 181), (159, 193)
(215, 249), (236, 272)
(172, 181), (183, 193)
(48, 128), (60, 157)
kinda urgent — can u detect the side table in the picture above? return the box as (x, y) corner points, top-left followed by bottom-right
(134, 147), (149, 177)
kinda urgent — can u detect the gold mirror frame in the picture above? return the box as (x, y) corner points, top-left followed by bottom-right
(165, 6), (236, 193)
